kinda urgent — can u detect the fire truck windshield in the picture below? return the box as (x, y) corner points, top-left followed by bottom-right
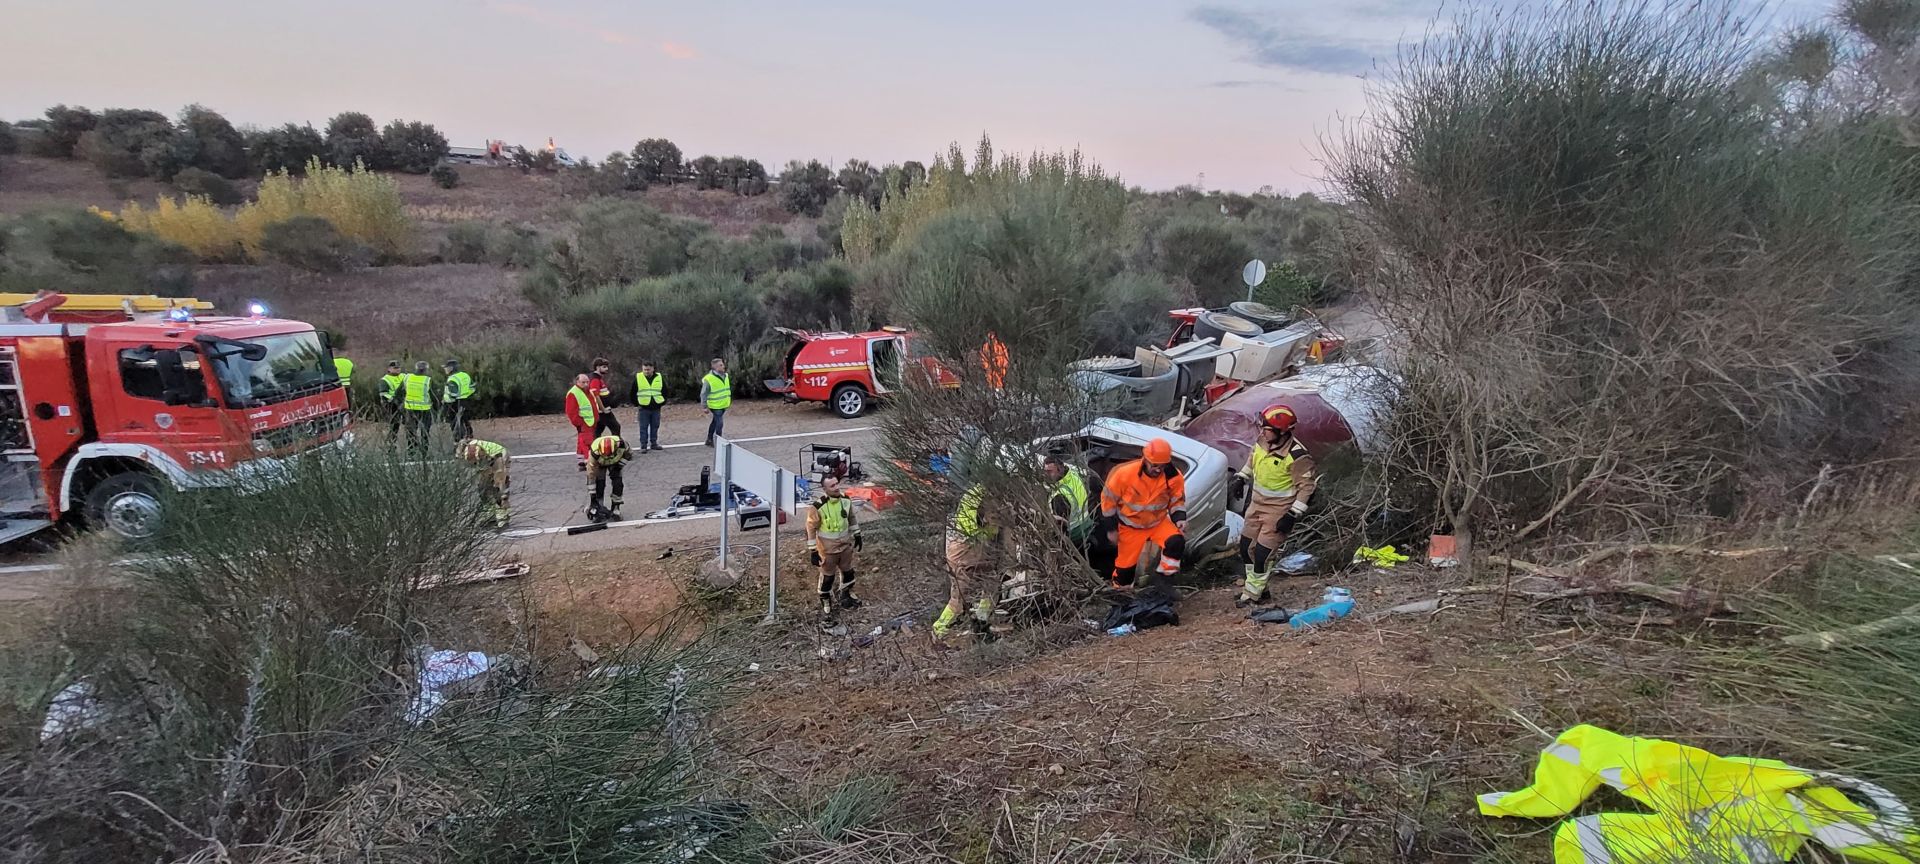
(205, 331), (335, 407)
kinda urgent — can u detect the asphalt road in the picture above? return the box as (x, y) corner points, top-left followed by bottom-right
(475, 400), (882, 556)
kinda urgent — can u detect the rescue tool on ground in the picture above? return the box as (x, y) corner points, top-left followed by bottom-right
(0, 292), (351, 544)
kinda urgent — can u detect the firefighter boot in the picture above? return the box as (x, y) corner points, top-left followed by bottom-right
(817, 593), (837, 628)
(836, 572), (862, 609)
(610, 496), (623, 520)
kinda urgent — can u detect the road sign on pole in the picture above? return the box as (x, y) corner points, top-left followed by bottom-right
(1242, 259), (1267, 302)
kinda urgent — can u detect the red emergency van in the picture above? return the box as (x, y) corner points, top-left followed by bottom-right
(765, 326), (955, 418)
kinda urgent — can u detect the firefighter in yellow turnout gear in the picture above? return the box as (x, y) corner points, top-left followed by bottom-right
(806, 476), (863, 622)
(935, 483), (1005, 638)
(1481, 724), (1918, 863)
(586, 434), (628, 522)
(1236, 405), (1318, 607)
(458, 439), (511, 528)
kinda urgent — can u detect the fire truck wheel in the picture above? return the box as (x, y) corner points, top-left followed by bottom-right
(830, 383), (868, 419)
(85, 472), (164, 542)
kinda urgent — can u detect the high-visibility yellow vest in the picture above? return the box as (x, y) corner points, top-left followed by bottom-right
(1481, 724), (1919, 864)
(379, 373), (404, 400)
(333, 357), (353, 387)
(1249, 442), (1296, 498)
(815, 496), (851, 539)
(1054, 468), (1090, 514)
(634, 372), (664, 407)
(952, 484), (992, 539)
(443, 370), (473, 402)
(465, 439), (506, 460)
(702, 372), (731, 409)
(567, 385), (596, 426)
(401, 374), (433, 411)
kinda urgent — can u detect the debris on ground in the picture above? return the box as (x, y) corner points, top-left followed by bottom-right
(1249, 607), (1294, 624)
(1277, 550), (1317, 574)
(1101, 583), (1180, 633)
(407, 649), (492, 725)
(40, 681), (101, 741)
(416, 562), (530, 591)
(1352, 545), (1409, 568)
(1289, 586), (1355, 629)
(1481, 724), (1919, 862)
(1428, 534), (1460, 568)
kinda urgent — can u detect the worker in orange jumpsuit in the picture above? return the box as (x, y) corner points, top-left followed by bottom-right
(980, 332), (1009, 391)
(1098, 438), (1188, 590)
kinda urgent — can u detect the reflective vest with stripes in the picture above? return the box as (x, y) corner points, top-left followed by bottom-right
(333, 357), (353, 387)
(443, 371), (473, 402)
(1480, 724), (1918, 863)
(1100, 459), (1185, 530)
(567, 385), (596, 426)
(634, 372), (664, 407)
(703, 372), (732, 410)
(1054, 467), (1093, 537)
(401, 374), (434, 411)
(467, 439), (506, 460)
(815, 496), (852, 539)
(380, 373), (404, 401)
(952, 484), (993, 539)
(1248, 442), (1296, 498)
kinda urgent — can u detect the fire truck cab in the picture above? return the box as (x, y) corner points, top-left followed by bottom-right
(765, 326), (955, 418)
(0, 293), (351, 545)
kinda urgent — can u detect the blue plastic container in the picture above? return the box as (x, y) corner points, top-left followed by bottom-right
(1288, 587), (1355, 629)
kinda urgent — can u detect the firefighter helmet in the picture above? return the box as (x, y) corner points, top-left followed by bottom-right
(458, 440), (484, 462)
(589, 435), (624, 460)
(1143, 438), (1173, 465)
(1261, 404), (1298, 433)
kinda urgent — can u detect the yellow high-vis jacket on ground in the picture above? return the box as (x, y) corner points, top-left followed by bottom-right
(1480, 725), (1916, 863)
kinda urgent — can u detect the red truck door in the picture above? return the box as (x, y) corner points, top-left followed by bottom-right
(93, 341), (232, 469)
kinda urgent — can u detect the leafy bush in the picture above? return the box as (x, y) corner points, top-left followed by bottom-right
(0, 121), (16, 156)
(778, 159), (837, 216)
(110, 196), (244, 262)
(430, 161), (460, 189)
(721, 156), (770, 195)
(440, 221), (542, 267)
(689, 154), (722, 189)
(1329, 0), (1920, 535)
(33, 104), (96, 158)
(234, 160), (411, 261)
(555, 271), (772, 399)
(323, 111), (386, 170)
(77, 108), (176, 178)
(522, 200), (709, 302)
(0, 210), (193, 295)
(838, 158), (883, 207)
(429, 330), (577, 416)
(382, 119), (449, 173)
(259, 215), (368, 272)
(1152, 219), (1253, 307)
(763, 259), (856, 329)
(177, 104), (249, 178)
(691, 224), (826, 282)
(170, 167), (244, 206)
(629, 137), (683, 184)
(245, 123), (325, 175)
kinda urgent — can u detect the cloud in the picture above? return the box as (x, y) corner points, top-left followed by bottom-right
(1188, 5), (1388, 75)
(486, 2), (692, 59)
(1206, 79), (1304, 90)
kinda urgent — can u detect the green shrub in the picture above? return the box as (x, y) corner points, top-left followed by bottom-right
(1153, 219), (1253, 307)
(440, 221), (541, 267)
(763, 259), (856, 328)
(555, 271), (772, 399)
(778, 159), (836, 216)
(245, 123), (325, 175)
(258, 215), (368, 272)
(429, 330), (576, 417)
(430, 161), (460, 189)
(0, 121), (16, 156)
(629, 137), (683, 184)
(523, 200), (709, 302)
(441, 221), (491, 263)
(77, 108), (175, 178)
(383, 119), (448, 174)
(170, 167), (244, 206)
(0, 210), (194, 295)
(323, 111), (386, 170)
(33, 104), (96, 158)
(177, 104), (249, 178)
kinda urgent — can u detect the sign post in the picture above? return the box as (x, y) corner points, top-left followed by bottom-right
(765, 467), (782, 624)
(1242, 259), (1267, 303)
(718, 442), (733, 571)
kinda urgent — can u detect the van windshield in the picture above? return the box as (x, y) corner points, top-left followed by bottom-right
(208, 331), (336, 407)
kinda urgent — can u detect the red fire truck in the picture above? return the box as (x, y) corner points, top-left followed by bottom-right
(0, 293), (352, 544)
(764, 326), (958, 418)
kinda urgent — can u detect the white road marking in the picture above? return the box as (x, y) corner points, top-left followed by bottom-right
(509, 426), (874, 461)
(500, 510), (723, 539)
(0, 562), (65, 575)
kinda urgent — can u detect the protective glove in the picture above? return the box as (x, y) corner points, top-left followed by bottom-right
(808, 549), (822, 567)
(1290, 499), (1309, 516)
(853, 533), (864, 550)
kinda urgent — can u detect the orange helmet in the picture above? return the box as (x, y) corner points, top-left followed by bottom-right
(1143, 438), (1173, 465)
(458, 440), (485, 462)
(1261, 405), (1298, 433)
(589, 435), (624, 460)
